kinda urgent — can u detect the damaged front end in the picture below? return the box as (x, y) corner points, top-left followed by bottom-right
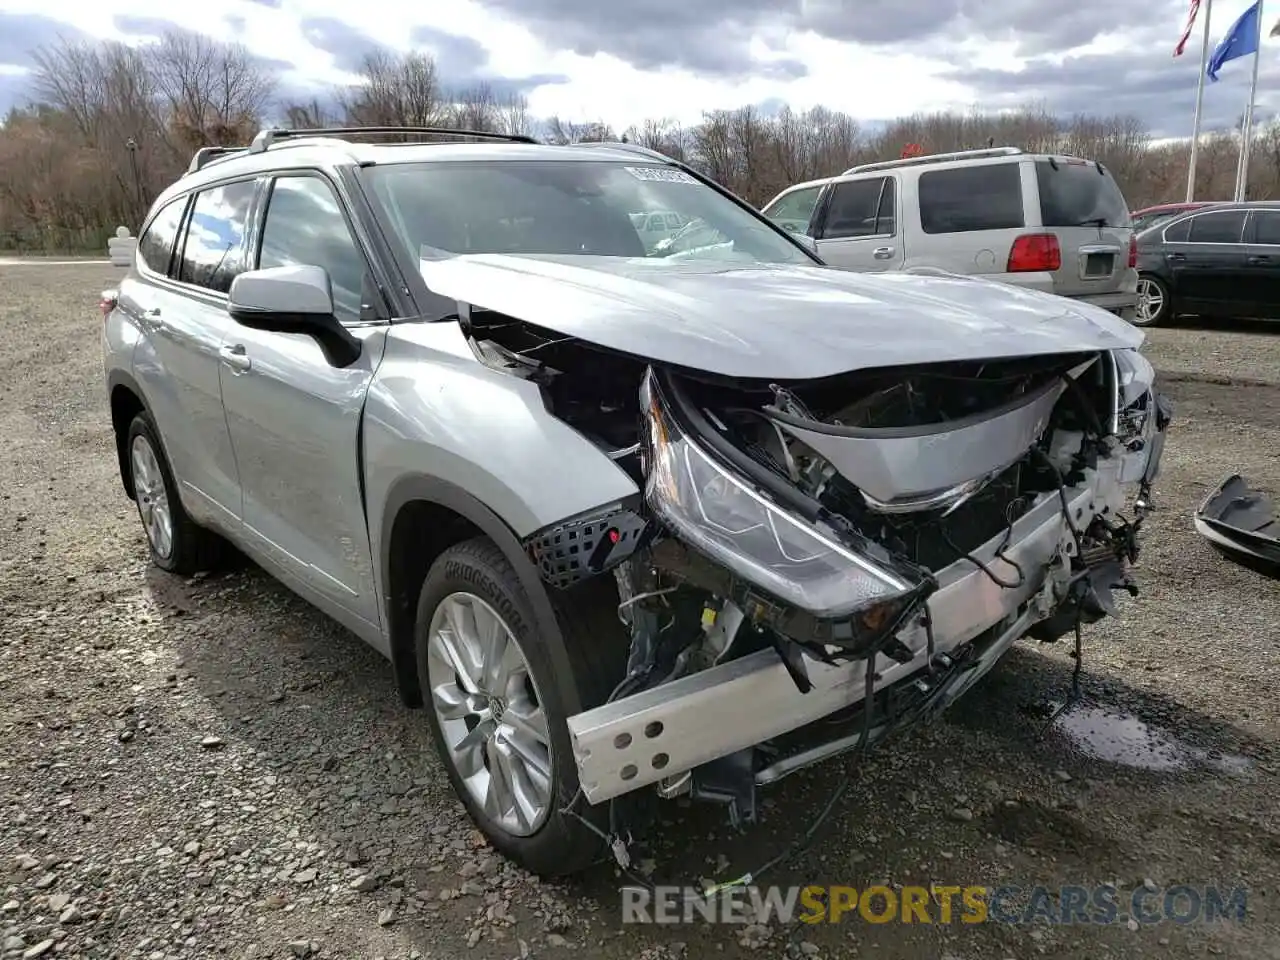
(519, 330), (1172, 833)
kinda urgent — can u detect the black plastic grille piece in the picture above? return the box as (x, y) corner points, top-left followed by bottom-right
(526, 509), (648, 589)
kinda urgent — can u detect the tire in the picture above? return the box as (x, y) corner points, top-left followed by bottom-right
(414, 536), (626, 877)
(125, 411), (226, 575)
(1134, 274), (1172, 327)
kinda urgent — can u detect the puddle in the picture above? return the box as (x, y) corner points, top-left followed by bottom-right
(1051, 704), (1254, 776)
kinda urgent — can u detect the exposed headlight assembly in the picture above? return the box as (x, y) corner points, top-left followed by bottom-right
(1112, 347), (1156, 410)
(640, 371), (918, 620)
(1109, 348), (1171, 487)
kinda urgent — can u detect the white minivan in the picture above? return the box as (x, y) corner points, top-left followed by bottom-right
(761, 147), (1139, 322)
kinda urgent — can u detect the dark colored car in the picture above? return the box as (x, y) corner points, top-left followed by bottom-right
(1134, 201), (1280, 326)
(1130, 201), (1223, 234)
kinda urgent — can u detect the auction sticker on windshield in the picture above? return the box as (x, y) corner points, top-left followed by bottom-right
(626, 166), (699, 184)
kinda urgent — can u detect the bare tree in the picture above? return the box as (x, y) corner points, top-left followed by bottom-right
(545, 115), (615, 144)
(495, 92), (532, 138)
(147, 30), (275, 151)
(339, 50), (445, 129)
(450, 82), (499, 131)
(282, 96), (340, 129)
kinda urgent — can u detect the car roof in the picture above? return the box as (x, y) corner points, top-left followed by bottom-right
(1133, 201), (1219, 214)
(148, 131), (678, 213)
(764, 146), (1110, 206)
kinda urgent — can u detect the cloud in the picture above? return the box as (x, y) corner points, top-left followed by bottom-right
(469, 0), (808, 79)
(112, 16), (295, 74)
(298, 16), (380, 75)
(794, 0), (1157, 56)
(409, 25), (571, 98)
(945, 41), (1280, 138)
(0, 70), (34, 116)
(0, 12), (88, 65)
(0, 0), (1264, 136)
(294, 16), (568, 99)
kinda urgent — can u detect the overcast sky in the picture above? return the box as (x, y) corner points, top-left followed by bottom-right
(1, 0), (1277, 137)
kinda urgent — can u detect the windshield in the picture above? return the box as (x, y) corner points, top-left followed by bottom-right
(1035, 160), (1132, 228)
(364, 160), (813, 266)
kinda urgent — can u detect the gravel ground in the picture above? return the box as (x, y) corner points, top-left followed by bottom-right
(2, 263), (1279, 960)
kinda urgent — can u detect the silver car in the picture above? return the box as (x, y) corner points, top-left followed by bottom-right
(761, 147), (1141, 323)
(102, 127), (1171, 878)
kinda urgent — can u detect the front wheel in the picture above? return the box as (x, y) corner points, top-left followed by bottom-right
(1134, 275), (1172, 327)
(414, 537), (625, 877)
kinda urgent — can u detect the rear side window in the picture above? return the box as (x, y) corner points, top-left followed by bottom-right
(821, 178), (894, 239)
(258, 175), (368, 323)
(177, 179), (258, 294)
(918, 163), (1024, 234)
(137, 197), (186, 276)
(1163, 217), (1192, 242)
(1252, 211), (1280, 245)
(1036, 160), (1131, 228)
(1189, 211), (1246, 243)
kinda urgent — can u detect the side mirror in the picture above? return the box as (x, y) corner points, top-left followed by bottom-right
(228, 265), (362, 368)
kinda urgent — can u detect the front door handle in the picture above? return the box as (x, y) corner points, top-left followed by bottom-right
(873, 246), (895, 260)
(1167, 252), (1185, 262)
(220, 343), (251, 373)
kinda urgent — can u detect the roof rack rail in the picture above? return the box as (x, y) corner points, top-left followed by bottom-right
(567, 140), (673, 163)
(248, 125), (540, 154)
(843, 146), (1023, 176)
(187, 145), (249, 174)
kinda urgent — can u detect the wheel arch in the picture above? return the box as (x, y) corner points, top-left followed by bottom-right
(107, 369), (155, 500)
(379, 474), (591, 712)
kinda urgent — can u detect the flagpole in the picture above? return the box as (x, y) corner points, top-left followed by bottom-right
(1187, 0), (1215, 202)
(1235, 0), (1264, 201)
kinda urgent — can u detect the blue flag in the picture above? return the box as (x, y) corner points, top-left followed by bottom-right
(1208, 0), (1262, 81)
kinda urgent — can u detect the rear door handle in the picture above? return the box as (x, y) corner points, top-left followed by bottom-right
(1247, 254), (1271, 265)
(1166, 252), (1185, 263)
(219, 343), (251, 373)
(873, 246), (895, 260)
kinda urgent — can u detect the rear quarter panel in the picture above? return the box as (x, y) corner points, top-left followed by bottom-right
(898, 160), (1032, 278)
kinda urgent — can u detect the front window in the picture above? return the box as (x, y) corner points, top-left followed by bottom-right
(363, 160), (813, 266)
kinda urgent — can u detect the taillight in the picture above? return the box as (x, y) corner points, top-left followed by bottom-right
(1007, 233), (1061, 273)
(99, 289), (118, 319)
(1128, 235), (1138, 269)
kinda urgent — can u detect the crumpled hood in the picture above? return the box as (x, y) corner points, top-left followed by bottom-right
(419, 253), (1144, 380)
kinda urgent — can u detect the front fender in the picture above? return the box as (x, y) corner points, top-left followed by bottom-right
(363, 320), (640, 543)
(363, 319), (641, 698)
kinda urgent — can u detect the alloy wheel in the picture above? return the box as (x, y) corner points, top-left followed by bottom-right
(1136, 277), (1164, 325)
(131, 433), (173, 560)
(426, 592), (553, 837)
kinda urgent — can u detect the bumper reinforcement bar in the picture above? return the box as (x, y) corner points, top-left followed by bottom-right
(567, 470), (1121, 805)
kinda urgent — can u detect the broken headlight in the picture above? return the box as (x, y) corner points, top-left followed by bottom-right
(1112, 347), (1156, 410)
(640, 372), (916, 620)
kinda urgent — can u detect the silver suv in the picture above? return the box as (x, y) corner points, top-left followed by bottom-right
(761, 147), (1140, 323)
(102, 126), (1170, 878)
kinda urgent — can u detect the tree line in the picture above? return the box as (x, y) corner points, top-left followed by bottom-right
(1, 30), (1276, 251)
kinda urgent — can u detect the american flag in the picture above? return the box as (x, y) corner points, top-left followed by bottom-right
(1175, 0), (1201, 57)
